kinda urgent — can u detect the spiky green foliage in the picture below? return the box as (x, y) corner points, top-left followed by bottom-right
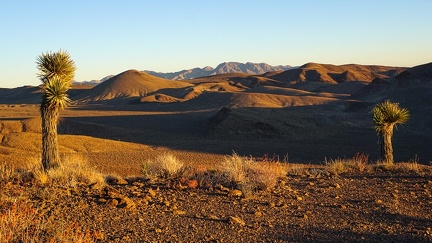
(36, 50), (75, 171)
(36, 50), (76, 84)
(42, 76), (71, 109)
(372, 100), (409, 164)
(372, 100), (409, 134)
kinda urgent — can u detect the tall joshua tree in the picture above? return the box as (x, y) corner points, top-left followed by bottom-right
(36, 50), (76, 171)
(372, 100), (409, 164)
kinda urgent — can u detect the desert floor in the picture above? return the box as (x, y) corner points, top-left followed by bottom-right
(1, 104), (432, 242)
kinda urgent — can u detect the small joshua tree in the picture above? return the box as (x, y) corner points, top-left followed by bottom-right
(36, 50), (76, 171)
(372, 100), (409, 164)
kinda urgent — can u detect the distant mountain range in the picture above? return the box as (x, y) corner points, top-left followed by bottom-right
(76, 62), (291, 85)
(144, 62), (292, 80)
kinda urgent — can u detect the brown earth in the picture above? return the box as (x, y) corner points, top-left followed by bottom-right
(2, 166), (432, 242)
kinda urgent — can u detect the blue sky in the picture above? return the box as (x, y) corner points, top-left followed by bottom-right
(1, 0), (431, 88)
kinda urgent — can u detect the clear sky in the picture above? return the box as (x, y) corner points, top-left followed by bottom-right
(0, 0), (431, 88)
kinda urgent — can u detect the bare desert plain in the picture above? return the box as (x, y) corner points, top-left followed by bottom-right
(1, 62), (432, 242)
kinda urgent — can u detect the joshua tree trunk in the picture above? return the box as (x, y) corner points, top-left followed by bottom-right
(380, 126), (394, 164)
(41, 103), (60, 171)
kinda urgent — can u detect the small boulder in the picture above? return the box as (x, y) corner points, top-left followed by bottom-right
(228, 189), (243, 198)
(228, 216), (245, 226)
(187, 179), (199, 189)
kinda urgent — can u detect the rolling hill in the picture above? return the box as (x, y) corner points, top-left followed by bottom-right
(268, 62), (406, 84)
(1, 61), (432, 164)
(74, 69), (192, 104)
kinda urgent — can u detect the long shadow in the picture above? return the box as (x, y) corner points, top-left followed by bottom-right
(57, 97), (432, 164)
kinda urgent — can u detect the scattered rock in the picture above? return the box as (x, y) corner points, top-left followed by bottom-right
(228, 189), (243, 198)
(103, 186), (136, 209)
(116, 178), (129, 185)
(119, 197), (136, 209)
(227, 216), (245, 226)
(254, 211), (263, 217)
(155, 228), (163, 233)
(187, 179), (199, 189)
(173, 210), (186, 215)
(148, 188), (157, 198)
(218, 185), (230, 192)
(107, 199), (118, 207)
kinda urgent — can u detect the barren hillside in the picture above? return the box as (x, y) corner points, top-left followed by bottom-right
(1, 62), (431, 164)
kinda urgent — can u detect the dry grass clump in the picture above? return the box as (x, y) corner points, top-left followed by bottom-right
(0, 201), (44, 242)
(286, 163), (316, 176)
(325, 158), (348, 175)
(142, 153), (184, 179)
(375, 158), (423, 174)
(0, 162), (36, 185)
(221, 152), (253, 184)
(0, 163), (15, 182)
(394, 162), (421, 173)
(35, 153), (105, 188)
(325, 153), (369, 175)
(251, 162), (287, 190)
(374, 160), (395, 171)
(0, 155), (103, 242)
(221, 152), (287, 193)
(0, 200), (100, 242)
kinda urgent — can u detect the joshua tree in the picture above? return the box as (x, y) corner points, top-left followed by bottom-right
(36, 50), (76, 170)
(372, 100), (409, 164)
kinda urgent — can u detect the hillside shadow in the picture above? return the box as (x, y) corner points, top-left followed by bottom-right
(56, 100), (432, 164)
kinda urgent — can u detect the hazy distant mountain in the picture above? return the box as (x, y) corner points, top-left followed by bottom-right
(73, 75), (114, 86)
(144, 62), (292, 80)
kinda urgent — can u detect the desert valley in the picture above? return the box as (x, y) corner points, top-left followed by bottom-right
(1, 61), (432, 168)
(1, 61), (432, 242)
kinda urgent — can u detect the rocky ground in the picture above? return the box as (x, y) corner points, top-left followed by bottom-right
(2, 166), (432, 243)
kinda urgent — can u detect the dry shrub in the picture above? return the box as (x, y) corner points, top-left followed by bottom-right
(221, 152), (253, 184)
(0, 163), (15, 182)
(0, 200), (100, 242)
(33, 169), (49, 184)
(395, 162), (421, 173)
(0, 201), (43, 242)
(374, 160), (394, 171)
(325, 153), (370, 175)
(351, 152), (369, 172)
(143, 153), (184, 178)
(249, 162), (287, 191)
(325, 158), (348, 175)
(377, 158), (423, 174)
(45, 153), (105, 188)
(221, 152), (286, 192)
(182, 165), (229, 189)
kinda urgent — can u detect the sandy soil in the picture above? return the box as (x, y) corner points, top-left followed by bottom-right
(2, 168), (431, 242)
